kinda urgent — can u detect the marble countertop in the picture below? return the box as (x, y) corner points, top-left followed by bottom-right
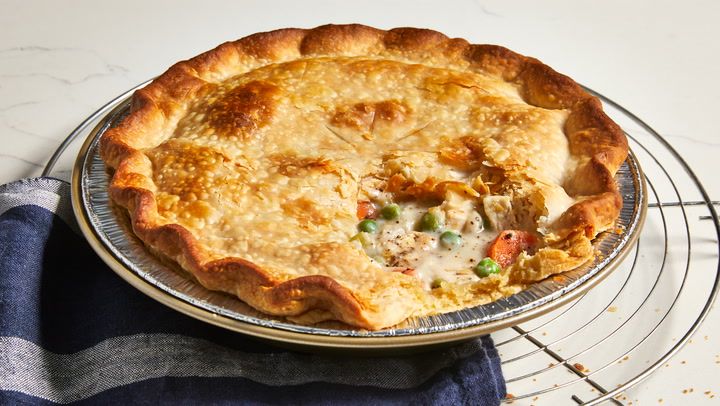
(2, 0), (718, 404)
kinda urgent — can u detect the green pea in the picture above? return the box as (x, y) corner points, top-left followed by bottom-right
(358, 219), (378, 233)
(474, 258), (501, 277)
(381, 203), (401, 220)
(419, 212), (442, 232)
(439, 231), (462, 249)
(431, 279), (444, 289)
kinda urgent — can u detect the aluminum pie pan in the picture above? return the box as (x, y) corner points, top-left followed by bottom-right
(71, 95), (646, 350)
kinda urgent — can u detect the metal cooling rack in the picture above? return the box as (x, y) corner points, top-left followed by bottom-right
(44, 84), (720, 406)
(492, 89), (720, 405)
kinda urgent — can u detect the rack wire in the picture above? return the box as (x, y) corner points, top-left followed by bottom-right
(44, 85), (720, 405)
(494, 89), (720, 404)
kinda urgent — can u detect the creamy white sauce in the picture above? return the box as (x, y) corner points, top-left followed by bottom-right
(362, 201), (497, 290)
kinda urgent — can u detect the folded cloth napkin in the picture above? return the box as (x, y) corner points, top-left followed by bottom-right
(0, 178), (506, 405)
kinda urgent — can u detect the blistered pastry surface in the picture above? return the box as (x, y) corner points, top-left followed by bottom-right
(100, 25), (627, 329)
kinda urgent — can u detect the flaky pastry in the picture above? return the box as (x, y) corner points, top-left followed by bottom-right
(100, 24), (628, 329)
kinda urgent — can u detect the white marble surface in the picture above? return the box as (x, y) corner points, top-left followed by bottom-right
(2, 0), (718, 404)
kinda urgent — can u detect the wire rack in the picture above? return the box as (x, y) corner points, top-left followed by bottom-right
(492, 89), (720, 404)
(44, 84), (720, 406)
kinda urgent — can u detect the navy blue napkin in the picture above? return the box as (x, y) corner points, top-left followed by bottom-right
(0, 178), (506, 405)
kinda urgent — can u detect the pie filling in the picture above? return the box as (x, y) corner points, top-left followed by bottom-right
(351, 192), (540, 291)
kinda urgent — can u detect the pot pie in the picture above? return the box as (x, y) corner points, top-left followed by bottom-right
(100, 24), (628, 330)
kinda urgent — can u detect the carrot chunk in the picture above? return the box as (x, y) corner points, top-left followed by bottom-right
(356, 200), (378, 220)
(487, 230), (537, 268)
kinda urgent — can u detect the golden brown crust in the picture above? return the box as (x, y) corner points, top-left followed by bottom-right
(100, 24), (628, 329)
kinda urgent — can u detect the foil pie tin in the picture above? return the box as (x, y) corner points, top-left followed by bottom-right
(72, 97), (646, 351)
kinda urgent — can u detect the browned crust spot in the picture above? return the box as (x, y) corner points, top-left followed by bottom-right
(206, 80), (281, 139)
(100, 24), (628, 329)
(331, 100), (410, 132)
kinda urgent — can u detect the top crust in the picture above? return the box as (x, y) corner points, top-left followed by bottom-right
(100, 24), (628, 330)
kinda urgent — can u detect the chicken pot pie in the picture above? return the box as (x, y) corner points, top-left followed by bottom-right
(100, 24), (628, 330)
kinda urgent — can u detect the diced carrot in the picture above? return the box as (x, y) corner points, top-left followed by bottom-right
(356, 200), (378, 219)
(487, 230), (538, 268)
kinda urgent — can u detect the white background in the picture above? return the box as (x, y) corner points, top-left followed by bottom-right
(2, 1), (718, 404)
